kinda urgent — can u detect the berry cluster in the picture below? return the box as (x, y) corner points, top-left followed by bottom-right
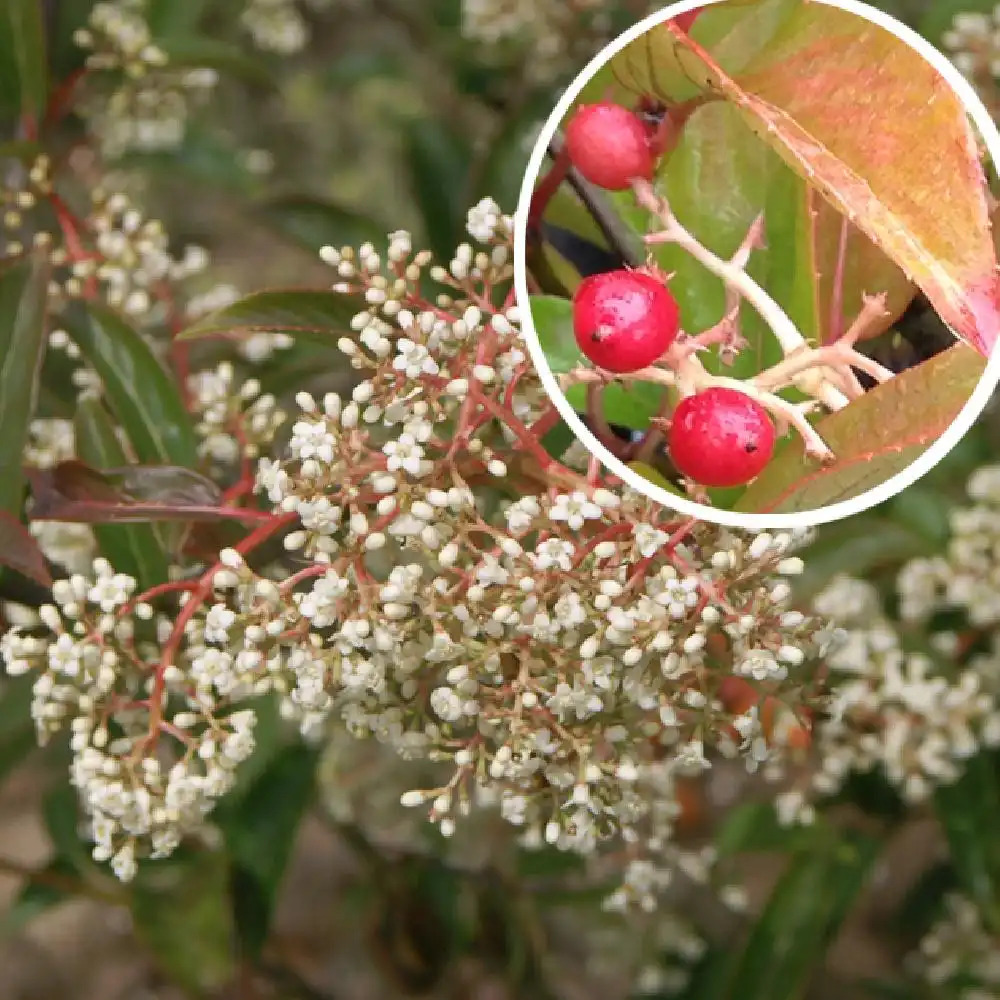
(546, 100), (898, 498)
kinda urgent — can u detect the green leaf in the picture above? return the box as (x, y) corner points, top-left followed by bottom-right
(43, 783), (94, 873)
(146, 0), (210, 36)
(628, 461), (686, 498)
(736, 344), (986, 514)
(74, 398), (170, 589)
(257, 195), (387, 255)
(154, 37), (274, 86)
(131, 850), (237, 996)
(0, 676), (37, 789)
(62, 302), (197, 467)
(218, 742), (318, 958)
(2, 0), (48, 119)
(724, 831), (881, 1000)
(933, 751), (1000, 932)
(794, 516), (928, 602)
(177, 288), (361, 345)
(403, 116), (472, 261)
(713, 802), (821, 857)
(0, 255), (50, 517)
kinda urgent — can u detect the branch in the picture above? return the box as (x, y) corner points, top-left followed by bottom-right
(548, 132), (643, 268)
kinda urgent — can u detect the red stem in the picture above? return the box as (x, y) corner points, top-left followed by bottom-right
(527, 144), (573, 240)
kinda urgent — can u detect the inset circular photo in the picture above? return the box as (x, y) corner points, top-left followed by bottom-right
(515, 0), (1000, 528)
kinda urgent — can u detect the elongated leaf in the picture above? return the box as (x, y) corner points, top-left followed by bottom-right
(131, 850), (237, 995)
(725, 832), (881, 1000)
(0, 509), (51, 586)
(794, 516), (928, 602)
(736, 343), (986, 513)
(0, 676), (37, 789)
(63, 302), (197, 467)
(3, 0), (48, 119)
(934, 752), (1000, 932)
(74, 398), (170, 588)
(630, 14), (1000, 355)
(178, 288), (360, 345)
(0, 255), (50, 517)
(155, 37), (273, 86)
(26, 460), (262, 524)
(258, 195), (387, 255)
(219, 742), (317, 957)
(403, 117), (472, 262)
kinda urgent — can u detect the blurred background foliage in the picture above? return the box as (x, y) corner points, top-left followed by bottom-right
(3, 1), (1000, 999)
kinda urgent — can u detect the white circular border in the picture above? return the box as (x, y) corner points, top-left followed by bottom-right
(514, 0), (1000, 530)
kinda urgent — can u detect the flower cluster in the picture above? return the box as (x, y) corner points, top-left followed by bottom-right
(239, 0), (326, 53)
(2, 201), (835, 896)
(794, 469), (1000, 817)
(2, 155), (208, 328)
(908, 893), (1000, 997)
(942, 8), (1000, 115)
(461, 0), (622, 82)
(0, 556), (263, 881)
(188, 362), (288, 466)
(73, 0), (217, 156)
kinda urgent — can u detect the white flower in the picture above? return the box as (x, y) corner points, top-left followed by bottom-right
(550, 491), (602, 531)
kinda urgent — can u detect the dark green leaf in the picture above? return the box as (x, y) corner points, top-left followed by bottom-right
(146, 0), (210, 36)
(218, 742), (317, 957)
(725, 831), (881, 1000)
(714, 802), (821, 857)
(258, 195), (387, 256)
(74, 398), (170, 589)
(131, 850), (237, 996)
(177, 288), (361, 345)
(403, 116), (472, 261)
(155, 37), (274, 86)
(43, 783), (93, 873)
(0, 254), (50, 516)
(63, 302), (197, 467)
(3, 0), (48, 119)
(0, 676), (37, 789)
(794, 517), (928, 603)
(934, 752), (1000, 932)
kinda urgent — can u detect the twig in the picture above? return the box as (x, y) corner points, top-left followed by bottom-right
(547, 132), (643, 268)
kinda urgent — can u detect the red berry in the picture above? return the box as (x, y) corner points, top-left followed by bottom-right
(564, 102), (655, 191)
(668, 387), (775, 487)
(572, 270), (680, 373)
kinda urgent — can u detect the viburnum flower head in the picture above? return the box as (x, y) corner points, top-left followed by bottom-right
(572, 269), (680, 373)
(668, 387), (776, 487)
(564, 101), (656, 191)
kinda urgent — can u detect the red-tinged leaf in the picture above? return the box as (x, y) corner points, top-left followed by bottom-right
(0, 510), (51, 587)
(176, 288), (361, 344)
(25, 460), (265, 525)
(736, 343), (986, 514)
(74, 396), (170, 589)
(638, 14), (1000, 355)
